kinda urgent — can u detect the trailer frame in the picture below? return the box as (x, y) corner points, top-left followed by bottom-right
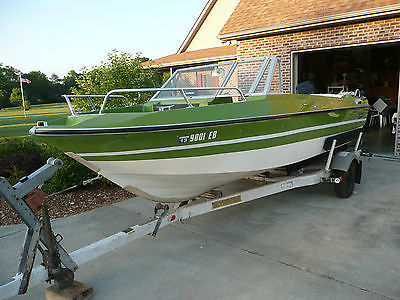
(0, 135), (363, 299)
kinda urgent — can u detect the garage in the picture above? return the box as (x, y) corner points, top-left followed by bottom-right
(293, 42), (400, 157)
(145, 0), (400, 157)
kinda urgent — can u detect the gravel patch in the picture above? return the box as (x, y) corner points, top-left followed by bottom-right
(0, 182), (134, 226)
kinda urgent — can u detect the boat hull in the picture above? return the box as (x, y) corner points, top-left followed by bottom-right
(65, 119), (365, 202)
(31, 95), (369, 202)
(70, 132), (358, 202)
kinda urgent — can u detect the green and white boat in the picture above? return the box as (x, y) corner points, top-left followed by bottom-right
(29, 57), (369, 202)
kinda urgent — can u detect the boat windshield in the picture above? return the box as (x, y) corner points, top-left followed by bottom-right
(152, 57), (282, 101)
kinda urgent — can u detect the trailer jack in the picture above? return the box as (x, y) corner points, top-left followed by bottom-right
(0, 158), (77, 295)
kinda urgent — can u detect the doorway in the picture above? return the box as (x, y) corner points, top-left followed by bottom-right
(294, 43), (400, 156)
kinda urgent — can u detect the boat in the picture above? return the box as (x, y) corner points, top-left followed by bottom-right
(29, 57), (369, 203)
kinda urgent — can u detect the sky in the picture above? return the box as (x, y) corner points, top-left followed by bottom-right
(0, 0), (207, 78)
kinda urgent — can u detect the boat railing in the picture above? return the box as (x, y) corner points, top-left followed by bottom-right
(98, 86), (247, 115)
(62, 94), (129, 116)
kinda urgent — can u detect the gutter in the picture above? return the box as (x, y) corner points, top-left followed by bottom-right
(142, 54), (237, 69)
(218, 4), (400, 41)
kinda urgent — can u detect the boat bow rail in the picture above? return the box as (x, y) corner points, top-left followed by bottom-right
(63, 87), (247, 116)
(62, 56), (283, 116)
(99, 86), (247, 114)
(62, 94), (129, 117)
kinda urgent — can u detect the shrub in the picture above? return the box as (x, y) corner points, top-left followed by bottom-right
(21, 100), (30, 110)
(9, 87), (22, 107)
(0, 153), (44, 185)
(0, 138), (96, 192)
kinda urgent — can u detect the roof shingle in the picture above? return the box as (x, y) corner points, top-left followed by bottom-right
(219, 0), (400, 38)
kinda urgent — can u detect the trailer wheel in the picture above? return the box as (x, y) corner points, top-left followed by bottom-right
(334, 160), (356, 198)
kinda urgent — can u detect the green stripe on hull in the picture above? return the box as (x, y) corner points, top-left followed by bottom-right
(38, 108), (367, 155)
(83, 122), (364, 161)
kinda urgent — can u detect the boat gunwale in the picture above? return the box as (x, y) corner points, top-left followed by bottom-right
(31, 105), (369, 136)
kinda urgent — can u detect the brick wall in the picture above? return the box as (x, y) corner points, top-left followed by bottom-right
(237, 17), (400, 93)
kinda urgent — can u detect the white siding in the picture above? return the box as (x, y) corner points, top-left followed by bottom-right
(186, 0), (240, 51)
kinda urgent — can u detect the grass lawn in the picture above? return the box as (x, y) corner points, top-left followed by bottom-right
(0, 103), (69, 140)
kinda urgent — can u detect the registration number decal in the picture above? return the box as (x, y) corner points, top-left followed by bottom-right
(178, 130), (218, 144)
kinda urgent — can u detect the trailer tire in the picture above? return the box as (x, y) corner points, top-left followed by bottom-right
(334, 160), (356, 198)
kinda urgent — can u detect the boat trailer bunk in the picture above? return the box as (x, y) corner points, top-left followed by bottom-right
(0, 135), (364, 299)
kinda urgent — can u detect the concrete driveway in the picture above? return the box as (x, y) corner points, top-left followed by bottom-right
(1, 156), (399, 299)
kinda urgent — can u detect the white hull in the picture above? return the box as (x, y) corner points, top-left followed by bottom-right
(81, 135), (333, 202)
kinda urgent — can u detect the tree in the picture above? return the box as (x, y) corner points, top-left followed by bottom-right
(72, 50), (162, 110)
(9, 87), (22, 107)
(0, 89), (8, 108)
(0, 64), (19, 85)
(62, 70), (79, 94)
(0, 64), (19, 107)
(49, 73), (65, 102)
(50, 73), (61, 85)
(23, 71), (52, 104)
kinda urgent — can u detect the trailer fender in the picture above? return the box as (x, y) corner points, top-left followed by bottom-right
(331, 151), (362, 184)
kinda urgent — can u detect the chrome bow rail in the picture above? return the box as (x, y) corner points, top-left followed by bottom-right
(63, 87), (247, 116)
(99, 87), (246, 115)
(62, 94), (129, 117)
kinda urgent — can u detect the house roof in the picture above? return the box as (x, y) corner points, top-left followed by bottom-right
(219, 0), (400, 40)
(142, 45), (237, 68)
(177, 0), (217, 53)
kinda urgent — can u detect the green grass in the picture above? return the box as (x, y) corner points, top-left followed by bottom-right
(0, 103), (69, 140)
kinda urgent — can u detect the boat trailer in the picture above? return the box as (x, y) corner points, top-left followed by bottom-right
(0, 135), (364, 299)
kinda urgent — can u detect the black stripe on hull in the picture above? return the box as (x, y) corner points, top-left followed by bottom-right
(32, 105), (368, 136)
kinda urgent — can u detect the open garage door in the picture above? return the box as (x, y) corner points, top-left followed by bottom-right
(293, 43), (400, 157)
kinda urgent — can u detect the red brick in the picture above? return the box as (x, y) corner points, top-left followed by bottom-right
(237, 17), (400, 92)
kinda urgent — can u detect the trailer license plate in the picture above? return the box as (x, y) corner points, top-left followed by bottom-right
(212, 195), (242, 209)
